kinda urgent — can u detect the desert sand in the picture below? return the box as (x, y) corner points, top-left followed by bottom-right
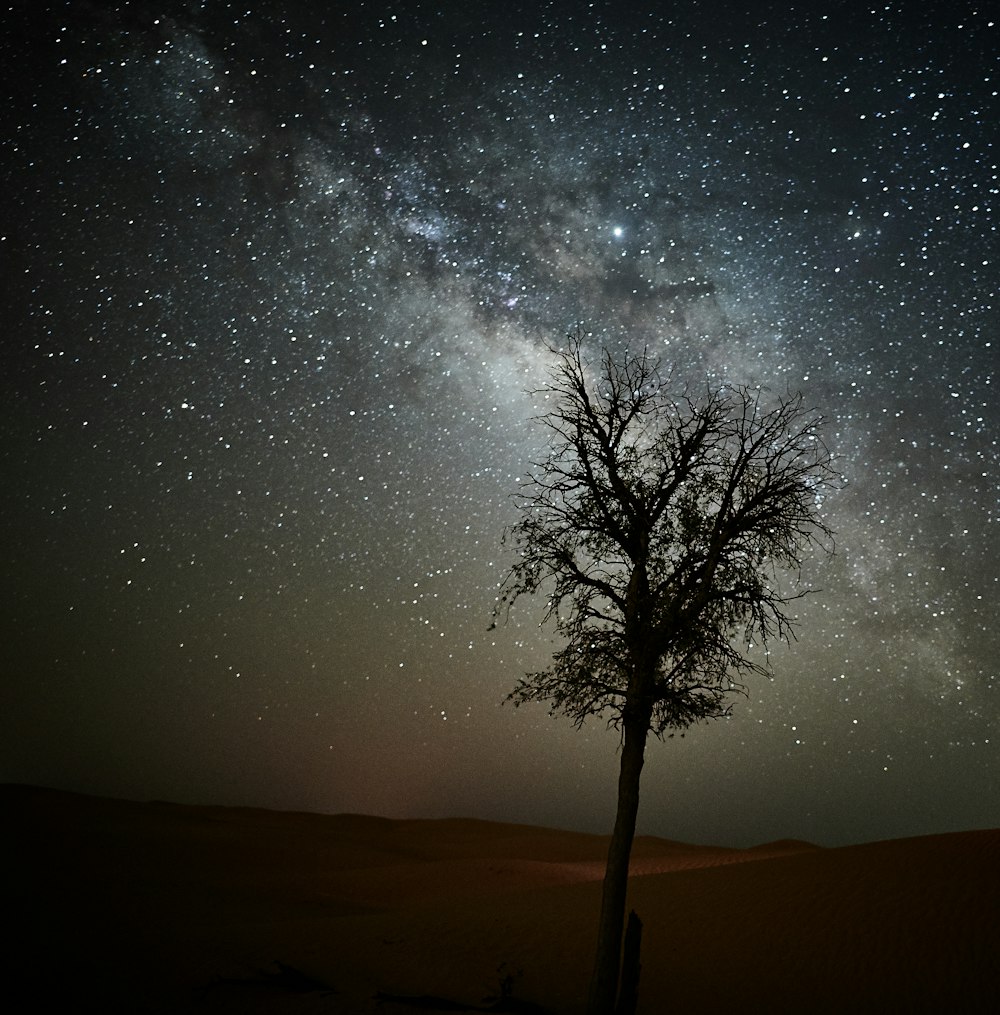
(4, 784), (998, 1013)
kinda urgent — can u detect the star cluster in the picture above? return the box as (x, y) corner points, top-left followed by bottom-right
(2, 1), (996, 846)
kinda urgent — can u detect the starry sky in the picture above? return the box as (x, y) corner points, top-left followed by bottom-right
(2, 0), (997, 848)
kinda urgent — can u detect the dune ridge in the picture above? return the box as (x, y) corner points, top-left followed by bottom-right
(4, 784), (997, 1013)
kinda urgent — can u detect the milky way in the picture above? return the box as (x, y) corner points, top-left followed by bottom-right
(2, 1), (997, 846)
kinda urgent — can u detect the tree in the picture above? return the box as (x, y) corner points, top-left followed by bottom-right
(496, 331), (839, 1015)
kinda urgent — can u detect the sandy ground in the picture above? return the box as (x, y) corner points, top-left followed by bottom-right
(3, 784), (998, 1013)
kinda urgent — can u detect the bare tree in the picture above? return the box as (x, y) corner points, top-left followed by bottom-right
(496, 331), (840, 1015)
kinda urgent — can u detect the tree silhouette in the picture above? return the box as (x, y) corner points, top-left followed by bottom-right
(496, 331), (840, 1014)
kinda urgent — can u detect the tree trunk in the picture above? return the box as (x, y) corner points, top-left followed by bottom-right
(615, 910), (643, 1015)
(587, 708), (650, 1014)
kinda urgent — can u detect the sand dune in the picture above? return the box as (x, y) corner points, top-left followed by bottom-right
(4, 784), (997, 1013)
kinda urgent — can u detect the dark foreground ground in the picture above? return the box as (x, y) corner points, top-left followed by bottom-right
(4, 784), (999, 1013)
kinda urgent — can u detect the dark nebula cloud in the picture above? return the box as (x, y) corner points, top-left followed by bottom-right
(2, 0), (996, 846)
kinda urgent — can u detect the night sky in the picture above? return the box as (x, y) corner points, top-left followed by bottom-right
(2, 1), (997, 848)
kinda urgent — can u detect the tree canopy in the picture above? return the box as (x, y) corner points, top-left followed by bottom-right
(499, 333), (839, 738)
